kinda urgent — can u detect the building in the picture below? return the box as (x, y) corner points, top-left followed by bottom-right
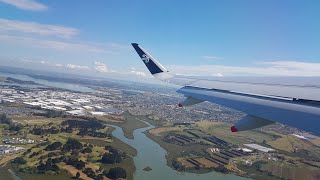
(243, 144), (275, 153)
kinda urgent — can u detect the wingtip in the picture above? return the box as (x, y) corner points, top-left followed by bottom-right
(131, 43), (138, 46)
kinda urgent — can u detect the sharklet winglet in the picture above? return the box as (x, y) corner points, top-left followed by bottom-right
(131, 43), (167, 75)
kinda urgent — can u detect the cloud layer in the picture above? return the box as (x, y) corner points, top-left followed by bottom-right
(94, 61), (109, 73)
(0, 18), (79, 38)
(0, 0), (47, 11)
(169, 61), (320, 77)
(0, 34), (106, 52)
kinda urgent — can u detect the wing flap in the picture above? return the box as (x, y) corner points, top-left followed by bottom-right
(178, 96), (204, 107)
(231, 115), (275, 132)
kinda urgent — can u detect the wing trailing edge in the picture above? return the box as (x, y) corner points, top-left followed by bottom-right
(231, 115), (275, 132)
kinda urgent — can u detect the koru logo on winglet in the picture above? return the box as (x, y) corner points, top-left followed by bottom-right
(141, 54), (150, 63)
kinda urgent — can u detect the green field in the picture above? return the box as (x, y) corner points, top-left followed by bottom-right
(0, 113), (139, 180)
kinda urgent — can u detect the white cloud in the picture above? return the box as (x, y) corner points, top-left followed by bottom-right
(0, 18), (78, 38)
(130, 70), (147, 76)
(66, 64), (90, 70)
(0, 34), (106, 52)
(201, 55), (221, 60)
(0, 0), (47, 11)
(168, 61), (320, 77)
(94, 61), (109, 73)
(211, 73), (224, 77)
(129, 67), (148, 77)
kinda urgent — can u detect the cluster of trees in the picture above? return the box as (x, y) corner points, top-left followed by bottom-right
(36, 158), (60, 174)
(62, 155), (85, 170)
(104, 167), (127, 179)
(213, 166), (229, 173)
(101, 147), (123, 164)
(8, 123), (23, 132)
(0, 114), (13, 125)
(12, 157), (26, 164)
(172, 160), (185, 171)
(252, 160), (267, 171)
(45, 142), (63, 151)
(29, 151), (42, 158)
(82, 168), (104, 180)
(0, 114), (25, 133)
(30, 127), (59, 135)
(62, 139), (83, 151)
(44, 139), (86, 153)
(47, 152), (58, 157)
(81, 147), (92, 154)
(61, 119), (105, 130)
(60, 126), (73, 133)
(32, 109), (67, 118)
(45, 110), (66, 118)
(77, 128), (110, 138)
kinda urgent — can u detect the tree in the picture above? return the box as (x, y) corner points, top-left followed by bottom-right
(172, 160), (184, 171)
(101, 153), (122, 164)
(106, 167), (127, 179)
(8, 124), (23, 132)
(45, 142), (63, 151)
(82, 168), (96, 179)
(105, 145), (118, 154)
(214, 166), (229, 173)
(75, 172), (80, 179)
(81, 147), (92, 154)
(0, 114), (13, 125)
(48, 152), (58, 157)
(45, 110), (64, 118)
(36, 158), (60, 173)
(63, 139), (83, 151)
(12, 157), (26, 164)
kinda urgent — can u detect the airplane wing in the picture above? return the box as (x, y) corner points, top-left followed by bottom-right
(131, 43), (320, 135)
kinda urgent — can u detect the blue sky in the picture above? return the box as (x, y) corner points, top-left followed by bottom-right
(0, 0), (320, 80)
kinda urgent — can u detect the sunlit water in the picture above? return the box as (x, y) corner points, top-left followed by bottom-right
(108, 122), (248, 180)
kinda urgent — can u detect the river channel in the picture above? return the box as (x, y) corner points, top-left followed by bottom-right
(108, 121), (248, 180)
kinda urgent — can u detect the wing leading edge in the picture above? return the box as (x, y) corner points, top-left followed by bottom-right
(132, 43), (320, 135)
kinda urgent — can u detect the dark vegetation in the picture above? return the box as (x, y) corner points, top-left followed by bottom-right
(45, 142), (62, 151)
(104, 167), (127, 179)
(32, 109), (67, 118)
(62, 119), (105, 130)
(101, 153), (122, 164)
(77, 128), (110, 138)
(62, 139), (83, 151)
(12, 157), (26, 164)
(36, 158), (60, 174)
(81, 147), (92, 154)
(44, 110), (66, 118)
(62, 119), (110, 138)
(82, 168), (104, 180)
(30, 127), (59, 135)
(30, 118), (110, 139)
(0, 114), (13, 125)
(61, 155), (86, 170)
(101, 145), (125, 164)
(172, 160), (185, 171)
(213, 166), (229, 173)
